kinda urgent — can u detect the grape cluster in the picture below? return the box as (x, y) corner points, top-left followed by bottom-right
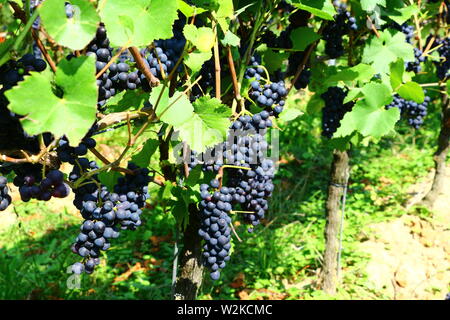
(294, 68), (311, 90)
(191, 59), (215, 100)
(194, 109), (278, 280)
(249, 81), (288, 116)
(57, 136), (97, 164)
(198, 180), (232, 281)
(435, 37), (450, 80)
(244, 55), (266, 80)
(322, 1), (358, 58)
(13, 165), (70, 202)
(392, 23), (415, 43)
(406, 47), (426, 73)
(70, 162), (151, 274)
(0, 176), (11, 211)
(321, 87), (354, 138)
(140, 31), (186, 84)
(385, 94), (430, 129)
(81, 25), (117, 110)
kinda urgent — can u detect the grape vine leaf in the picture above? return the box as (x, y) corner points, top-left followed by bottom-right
(98, 170), (122, 191)
(177, 0), (207, 17)
(291, 0), (336, 20)
(177, 96), (231, 153)
(335, 83), (399, 139)
(131, 138), (159, 168)
(397, 81), (424, 103)
(99, 0), (178, 47)
(215, 0), (234, 33)
(5, 56), (98, 144)
(183, 25), (215, 52)
(382, 3), (419, 25)
(326, 64), (375, 85)
(262, 48), (289, 73)
(155, 90), (193, 127)
(184, 51), (212, 74)
(105, 90), (150, 113)
(390, 58), (405, 89)
(40, 0), (100, 50)
(362, 30), (414, 74)
(360, 0), (386, 11)
(290, 27), (320, 51)
(221, 30), (240, 47)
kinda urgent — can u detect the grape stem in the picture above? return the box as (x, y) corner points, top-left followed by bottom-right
(229, 222), (242, 242)
(212, 18), (221, 99)
(96, 44), (130, 79)
(129, 46), (160, 87)
(366, 15), (380, 38)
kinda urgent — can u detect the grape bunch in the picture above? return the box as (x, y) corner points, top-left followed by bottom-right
(81, 25), (118, 110)
(198, 180), (232, 281)
(13, 165), (70, 202)
(195, 110), (278, 280)
(321, 87), (354, 138)
(57, 135), (97, 164)
(249, 81), (288, 117)
(322, 1), (358, 58)
(385, 94), (430, 129)
(70, 161), (151, 274)
(191, 59), (215, 100)
(406, 47), (426, 73)
(392, 23), (415, 43)
(435, 37), (450, 80)
(0, 176), (11, 211)
(244, 54), (266, 81)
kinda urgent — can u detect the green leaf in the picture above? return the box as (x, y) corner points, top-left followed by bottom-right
(389, 58), (404, 89)
(157, 91), (193, 127)
(221, 30), (240, 47)
(306, 93), (324, 114)
(262, 49), (289, 73)
(98, 170), (122, 191)
(131, 138), (159, 168)
(397, 81), (424, 103)
(343, 88), (363, 104)
(177, 96), (231, 152)
(290, 27), (320, 51)
(185, 166), (202, 187)
(40, 0), (100, 50)
(192, 96), (231, 139)
(291, 0), (336, 20)
(150, 85), (170, 113)
(184, 50), (212, 73)
(105, 90), (150, 113)
(99, 0), (178, 47)
(177, 0), (207, 17)
(361, 82), (393, 108)
(383, 4), (419, 25)
(362, 30), (414, 74)
(5, 56), (97, 143)
(279, 108), (303, 122)
(215, 0), (234, 33)
(326, 64), (375, 84)
(361, 0), (386, 11)
(184, 25), (215, 52)
(335, 100), (400, 139)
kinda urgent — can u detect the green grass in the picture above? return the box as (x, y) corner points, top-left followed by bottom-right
(0, 110), (445, 300)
